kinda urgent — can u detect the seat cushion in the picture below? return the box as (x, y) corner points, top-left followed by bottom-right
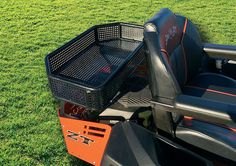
(183, 73), (236, 105)
(176, 118), (236, 161)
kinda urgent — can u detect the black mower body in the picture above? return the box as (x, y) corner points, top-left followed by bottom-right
(101, 122), (212, 166)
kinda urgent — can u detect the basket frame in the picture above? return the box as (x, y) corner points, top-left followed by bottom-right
(45, 22), (144, 111)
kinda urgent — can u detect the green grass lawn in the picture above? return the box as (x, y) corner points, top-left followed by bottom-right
(1, 0), (236, 165)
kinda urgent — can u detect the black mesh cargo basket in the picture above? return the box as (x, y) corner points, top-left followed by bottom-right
(45, 23), (144, 112)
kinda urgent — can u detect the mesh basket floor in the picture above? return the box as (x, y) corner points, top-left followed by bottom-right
(57, 39), (141, 87)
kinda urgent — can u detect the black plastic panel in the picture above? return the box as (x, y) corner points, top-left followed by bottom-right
(101, 122), (212, 166)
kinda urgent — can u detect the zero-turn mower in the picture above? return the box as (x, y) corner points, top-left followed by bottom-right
(45, 8), (236, 166)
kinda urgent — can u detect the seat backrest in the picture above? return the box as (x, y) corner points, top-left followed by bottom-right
(144, 8), (204, 103)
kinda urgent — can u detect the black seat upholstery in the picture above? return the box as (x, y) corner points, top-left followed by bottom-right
(144, 8), (236, 161)
(184, 73), (236, 105)
(144, 8), (236, 104)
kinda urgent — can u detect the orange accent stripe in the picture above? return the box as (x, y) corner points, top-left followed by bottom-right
(229, 128), (236, 132)
(183, 116), (236, 133)
(206, 89), (236, 97)
(181, 18), (188, 84)
(185, 85), (236, 97)
(184, 116), (193, 120)
(183, 18), (188, 34)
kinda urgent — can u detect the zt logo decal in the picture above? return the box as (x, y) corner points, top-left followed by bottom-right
(66, 130), (94, 145)
(80, 135), (94, 145)
(67, 130), (79, 141)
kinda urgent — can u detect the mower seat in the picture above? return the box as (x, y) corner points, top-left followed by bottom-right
(144, 8), (236, 161)
(183, 73), (236, 105)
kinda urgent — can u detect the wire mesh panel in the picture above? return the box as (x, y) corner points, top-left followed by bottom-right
(45, 23), (144, 112)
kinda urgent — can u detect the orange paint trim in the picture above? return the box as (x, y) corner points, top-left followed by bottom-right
(185, 85), (236, 97)
(58, 110), (112, 166)
(181, 18), (188, 84)
(183, 18), (188, 34)
(184, 116), (193, 120)
(183, 113), (236, 133)
(229, 127), (236, 133)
